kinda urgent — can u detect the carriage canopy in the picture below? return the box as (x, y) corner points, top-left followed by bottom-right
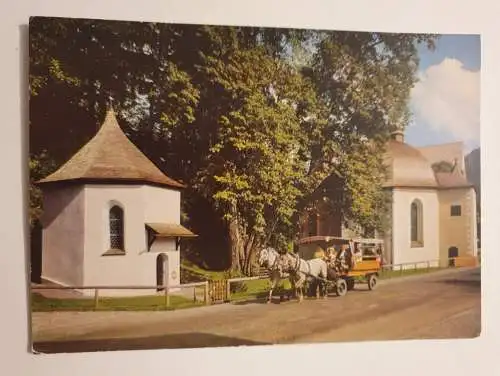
(296, 236), (384, 261)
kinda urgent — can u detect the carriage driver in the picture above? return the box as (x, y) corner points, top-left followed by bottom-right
(324, 246), (338, 279)
(312, 246), (325, 260)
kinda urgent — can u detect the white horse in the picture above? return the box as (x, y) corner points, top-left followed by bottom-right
(257, 247), (291, 303)
(279, 252), (329, 302)
(258, 248), (328, 303)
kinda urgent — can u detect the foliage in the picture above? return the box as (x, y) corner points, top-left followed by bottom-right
(300, 32), (436, 235)
(28, 151), (57, 228)
(188, 47), (320, 273)
(29, 17), (438, 274)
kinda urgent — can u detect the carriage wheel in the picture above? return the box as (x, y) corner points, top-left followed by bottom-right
(335, 278), (347, 297)
(367, 274), (378, 291)
(346, 278), (355, 291)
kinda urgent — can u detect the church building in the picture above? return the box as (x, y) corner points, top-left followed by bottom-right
(36, 108), (196, 296)
(299, 130), (478, 268)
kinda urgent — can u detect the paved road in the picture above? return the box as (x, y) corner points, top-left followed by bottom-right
(32, 267), (481, 353)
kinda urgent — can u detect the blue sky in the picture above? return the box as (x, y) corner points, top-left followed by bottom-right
(405, 35), (481, 152)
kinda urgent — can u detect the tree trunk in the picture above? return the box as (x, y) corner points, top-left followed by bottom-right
(243, 234), (259, 276)
(244, 244), (260, 276)
(228, 217), (241, 273)
(227, 205), (263, 276)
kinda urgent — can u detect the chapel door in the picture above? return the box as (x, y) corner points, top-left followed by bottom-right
(448, 246), (459, 266)
(156, 253), (168, 291)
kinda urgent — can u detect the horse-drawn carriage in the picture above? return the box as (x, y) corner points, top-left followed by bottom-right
(297, 236), (383, 297)
(257, 236), (383, 303)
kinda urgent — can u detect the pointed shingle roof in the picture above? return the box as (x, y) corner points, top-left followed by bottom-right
(37, 109), (184, 189)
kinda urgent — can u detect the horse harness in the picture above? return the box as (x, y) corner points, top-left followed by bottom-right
(292, 253), (311, 278)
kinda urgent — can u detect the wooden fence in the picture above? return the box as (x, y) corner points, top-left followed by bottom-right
(31, 281), (209, 309)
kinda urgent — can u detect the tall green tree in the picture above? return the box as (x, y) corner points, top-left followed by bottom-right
(29, 17), (437, 273)
(298, 32), (437, 235)
(166, 45), (322, 273)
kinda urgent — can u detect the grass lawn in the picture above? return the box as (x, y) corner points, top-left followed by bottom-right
(378, 266), (442, 280)
(31, 292), (203, 312)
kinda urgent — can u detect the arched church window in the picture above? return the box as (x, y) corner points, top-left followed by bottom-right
(109, 205), (124, 250)
(411, 199), (423, 247)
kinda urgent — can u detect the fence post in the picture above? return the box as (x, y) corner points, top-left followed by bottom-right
(204, 281), (209, 305)
(94, 289), (99, 310)
(226, 279), (231, 302)
(400, 264), (403, 275)
(426, 261), (430, 272)
(193, 286), (197, 302)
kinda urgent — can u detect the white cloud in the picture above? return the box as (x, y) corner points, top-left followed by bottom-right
(410, 58), (480, 145)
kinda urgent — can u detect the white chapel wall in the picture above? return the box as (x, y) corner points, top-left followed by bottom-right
(41, 185), (85, 286)
(83, 185), (150, 296)
(81, 184), (182, 297)
(142, 185), (181, 223)
(392, 188), (440, 267)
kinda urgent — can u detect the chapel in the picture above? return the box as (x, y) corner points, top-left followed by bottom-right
(37, 108), (196, 296)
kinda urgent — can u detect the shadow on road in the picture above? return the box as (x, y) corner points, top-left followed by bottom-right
(436, 278), (481, 289)
(232, 295), (291, 305)
(33, 332), (270, 353)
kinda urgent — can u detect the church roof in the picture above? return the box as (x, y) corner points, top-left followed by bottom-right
(384, 136), (475, 190)
(37, 109), (184, 189)
(417, 142), (466, 176)
(383, 140), (438, 188)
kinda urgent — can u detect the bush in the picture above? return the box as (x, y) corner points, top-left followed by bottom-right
(221, 270), (248, 293)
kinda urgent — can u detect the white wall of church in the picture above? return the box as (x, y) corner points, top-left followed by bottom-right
(142, 185), (181, 224)
(392, 188), (440, 267)
(81, 184), (181, 297)
(41, 185), (86, 286)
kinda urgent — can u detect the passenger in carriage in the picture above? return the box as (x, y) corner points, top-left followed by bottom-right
(325, 246), (336, 263)
(325, 246), (338, 280)
(351, 242), (363, 264)
(336, 244), (351, 273)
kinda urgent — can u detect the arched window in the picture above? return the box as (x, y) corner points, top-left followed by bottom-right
(410, 199), (423, 247)
(109, 205), (124, 250)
